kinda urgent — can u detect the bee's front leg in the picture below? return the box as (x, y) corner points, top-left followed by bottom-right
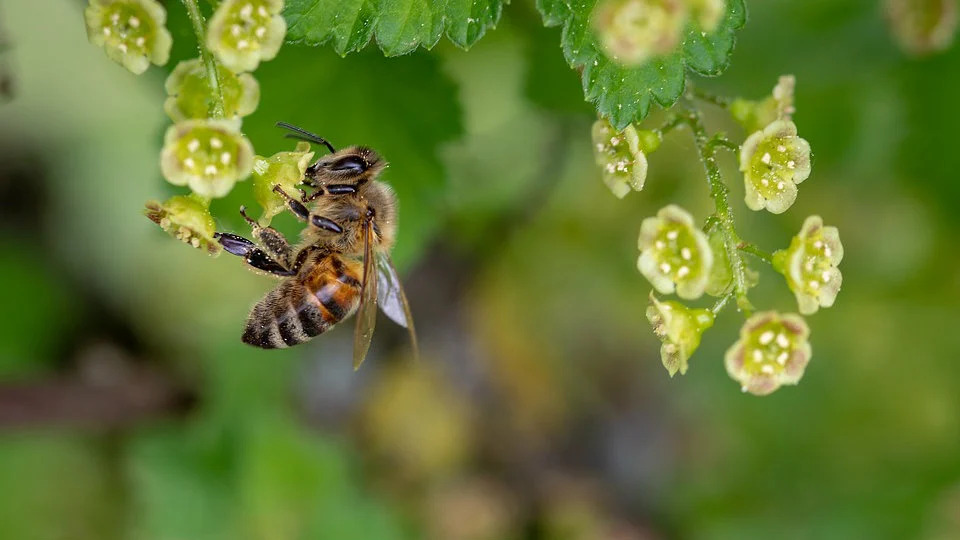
(214, 232), (295, 277)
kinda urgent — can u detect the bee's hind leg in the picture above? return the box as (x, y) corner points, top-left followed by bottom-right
(214, 232), (295, 276)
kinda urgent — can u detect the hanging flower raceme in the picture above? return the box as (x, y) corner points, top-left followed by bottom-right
(591, 118), (660, 198)
(252, 142), (315, 224)
(725, 311), (811, 396)
(592, 0), (687, 66)
(638, 205), (713, 299)
(207, 0), (286, 73)
(731, 75), (795, 135)
(160, 119), (254, 198)
(164, 58), (260, 120)
(773, 215), (843, 315)
(144, 195), (221, 255)
(84, 0), (172, 74)
(646, 293), (714, 377)
(739, 119), (811, 214)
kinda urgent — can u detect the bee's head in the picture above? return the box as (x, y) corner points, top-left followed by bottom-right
(305, 146), (386, 186)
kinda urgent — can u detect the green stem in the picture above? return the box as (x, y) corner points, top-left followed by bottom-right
(711, 292), (734, 316)
(181, 0), (225, 118)
(655, 115), (687, 138)
(688, 86), (733, 109)
(738, 242), (773, 264)
(682, 107), (753, 315)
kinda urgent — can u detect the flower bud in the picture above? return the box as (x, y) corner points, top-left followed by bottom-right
(646, 293), (714, 376)
(730, 75), (795, 135)
(144, 195), (220, 254)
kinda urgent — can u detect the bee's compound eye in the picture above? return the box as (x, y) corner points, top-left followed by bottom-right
(330, 156), (367, 173)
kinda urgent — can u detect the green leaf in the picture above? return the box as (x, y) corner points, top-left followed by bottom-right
(536, 0), (747, 129)
(283, 0), (509, 56)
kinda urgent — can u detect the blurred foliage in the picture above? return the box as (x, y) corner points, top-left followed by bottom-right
(0, 0), (959, 539)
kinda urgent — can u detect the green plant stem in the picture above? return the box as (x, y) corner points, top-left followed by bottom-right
(711, 292), (734, 316)
(681, 107), (753, 315)
(738, 242), (773, 264)
(655, 115), (687, 138)
(182, 0), (225, 118)
(688, 86), (733, 109)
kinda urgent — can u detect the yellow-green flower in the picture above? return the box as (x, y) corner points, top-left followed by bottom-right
(144, 195), (220, 255)
(84, 0), (172, 74)
(773, 215), (844, 315)
(638, 205), (713, 299)
(207, 0), (286, 73)
(591, 118), (659, 198)
(592, 0), (687, 66)
(725, 311), (811, 396)
(704, 229), (758, 297)
(160, 119), (254, 198)
(164, 59), (260, 120)
(646, 293), (714, 377)
(252, 142), (315, 224)
(739, 119), (811, 214)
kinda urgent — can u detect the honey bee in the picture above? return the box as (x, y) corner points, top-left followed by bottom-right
(214, 122), (417, 368)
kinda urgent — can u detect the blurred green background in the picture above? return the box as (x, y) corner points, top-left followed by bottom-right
(1, 0), (959, 538)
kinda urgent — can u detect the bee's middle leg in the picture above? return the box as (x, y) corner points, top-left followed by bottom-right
(239, 205), (294, 267)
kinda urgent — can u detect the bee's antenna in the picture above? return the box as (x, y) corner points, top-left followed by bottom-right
(275, 122), (336, 154)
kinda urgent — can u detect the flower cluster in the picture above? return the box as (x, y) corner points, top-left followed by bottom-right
(638, 205), (713, 299)
(591, 118), (659, 198)
(592, 0), (726, 66)
(84, 0), (172, 74)
(774, 216), (844, 315)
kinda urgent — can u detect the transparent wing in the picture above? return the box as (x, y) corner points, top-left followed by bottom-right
(352, 222), (377, 370)
(376, 254), (419, 360)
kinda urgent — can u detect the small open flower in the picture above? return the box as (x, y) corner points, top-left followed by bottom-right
(592, 118), (659, 198)
(638, 205), (713, 299)
(725, 311), (811, 396)
(144, 195), (220, 255)
(84, 0), (172, 74)
(164, 59), (260, 120)
(688, 0), (725, 32)
(646, 293), (714, 377)
(160, 119), (254, 198)
(773, 215), (844, 315)
(739, 119), (811, 214)
(207, 0), (286, 73)
(885, 0), (957, 56)
(731, 75), (795, 135)
(252, 142), (315, 224)
(592, 0), (687, 66)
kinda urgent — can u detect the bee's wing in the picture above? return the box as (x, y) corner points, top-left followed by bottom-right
(353, 221), (378, 370)
(376, 253), (419, 360)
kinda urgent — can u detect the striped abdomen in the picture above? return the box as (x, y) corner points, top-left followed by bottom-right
(242, 254), (363, 349)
